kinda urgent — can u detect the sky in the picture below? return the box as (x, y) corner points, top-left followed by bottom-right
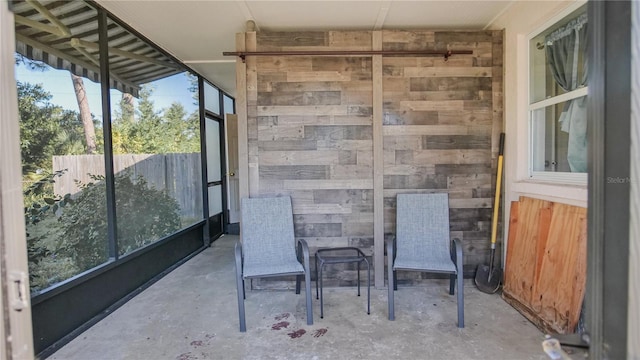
(14, 63), (198, 121)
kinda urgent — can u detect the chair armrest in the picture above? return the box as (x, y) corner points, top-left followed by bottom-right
(297, 239), (311, 272)
(451, 238), (463, 267)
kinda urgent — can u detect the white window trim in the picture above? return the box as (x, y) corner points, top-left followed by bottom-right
(526, 0), (588, 185)
(529, 86), (588, 111)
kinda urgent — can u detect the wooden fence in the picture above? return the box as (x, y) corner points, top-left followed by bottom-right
(52, 154), (203, 219)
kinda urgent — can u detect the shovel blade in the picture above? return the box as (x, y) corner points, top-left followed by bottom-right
(474, 264), (502, 294)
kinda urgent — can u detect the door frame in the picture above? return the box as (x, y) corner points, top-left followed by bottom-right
(224, 113), (240, 225)
(204, 113), (227, 241)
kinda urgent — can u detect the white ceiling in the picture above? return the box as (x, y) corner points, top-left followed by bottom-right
(96, 0), (514, 97)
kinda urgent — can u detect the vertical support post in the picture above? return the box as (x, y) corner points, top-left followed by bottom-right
(372, 30), (384, 288)
(628, 2), (640, 358)
(236, 32), (249, 202)
(198, 77), (211, 245)
(588, 1), (631, 358)
(245, 31), (258, 197)
(0, 2), (35, 357)
(98, 9), (118, 259)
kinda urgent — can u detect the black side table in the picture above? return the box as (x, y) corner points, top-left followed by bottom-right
(315, 247), (370, 319)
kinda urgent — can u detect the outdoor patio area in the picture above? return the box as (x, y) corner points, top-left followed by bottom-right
(48, 234), (556, 360)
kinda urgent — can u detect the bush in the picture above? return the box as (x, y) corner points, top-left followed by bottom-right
(57, 172), (181, 273)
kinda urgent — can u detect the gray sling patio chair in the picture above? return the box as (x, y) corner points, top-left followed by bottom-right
(234, 196), (313, 332)
(386, 193), (464, 328)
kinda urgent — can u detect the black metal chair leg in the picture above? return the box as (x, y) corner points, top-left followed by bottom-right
(449, 274), (455, 295)
(357, 260), (361, 296)
(234, 242), (246, 332)
(315, 255), (319, 299)
(319, 264), (324, 319)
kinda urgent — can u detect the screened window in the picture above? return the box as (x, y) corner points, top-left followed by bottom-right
(14, 3), (109, 293)
(223, 94), (235, 115)
(107, 19), (203, 256)
(14, 1), (208, 291)
(529, 4), (587, 182)
(204, 82), (220, 115)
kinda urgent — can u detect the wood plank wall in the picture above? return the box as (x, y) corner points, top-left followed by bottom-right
(382, 30), (504, 281)
(239, 29), (503, 288)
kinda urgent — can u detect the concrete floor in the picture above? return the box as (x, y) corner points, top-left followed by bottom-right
(50, 234), (552, 360)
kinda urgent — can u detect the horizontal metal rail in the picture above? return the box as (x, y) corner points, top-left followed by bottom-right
(223, 49), (473, 62)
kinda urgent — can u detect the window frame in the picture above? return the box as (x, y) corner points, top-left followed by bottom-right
(526, 1), (588, 185)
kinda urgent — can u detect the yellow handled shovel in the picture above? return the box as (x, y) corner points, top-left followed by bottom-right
(475, 132), (504, 294)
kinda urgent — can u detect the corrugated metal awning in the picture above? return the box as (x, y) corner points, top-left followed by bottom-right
(12, 0), (183, 97)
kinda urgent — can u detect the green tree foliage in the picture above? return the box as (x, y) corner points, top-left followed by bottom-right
(18, 72), (199, 292)
(24, 170), (77, 291)
(56, 172), (181, 271)
(111, 84), (200, 154)
(17, 82), (85, 174)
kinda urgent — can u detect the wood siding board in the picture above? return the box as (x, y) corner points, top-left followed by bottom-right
(256, 31), (328, 48)
(408, 90), (482, 101)
(433, 31), (493, 43)
(257, 91), (341, 106)
(400, 149), (491, 165)
(450, 208), (493, 223)
(383, 174), (448, 189)
(472, 188), (493, 198)
(435, 163), (492, 175)
(317, 140), (372, 151)
(349, 237), (374, 248)
(312, 189), (373, 205)
(258, 105), (349, 116)
(258, 140), (317, 151)
(384, 164), (436, 176)
(404, 67), (492, 78)
(449, 198), (492, 209)
(410, 77), (492, 92)
(257, 57), (313, 72)
(294, 223), (342, 237)
(283, 179), (373, 190)
(259, 165), (329, 180)
(294, 214), (348, 223)
(293, 203), (352, 215)
(383, 125), (469, 136)
(338, 150), (358, 165)
(382, 30), (435, 45)
(259, 150), (340, 165)
(437, 110), (493, 125)
(383, 136), (422, 150)
(343, 222), (374, 237)
(311, 57), (372, 72)
(304, 125), (372, 141)
(356, 150), (373, 166)
(287, 71), (352, 82)
(329, 165), (373, 179)
(423, 135), (491, 149)
(382, 110), (439, 126)
(463, 100), (493, 110)
(329, 31), (373, 48)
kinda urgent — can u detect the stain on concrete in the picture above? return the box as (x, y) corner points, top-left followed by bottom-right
(176, 352), (196, 360)
(287, 329), (306, 339)
(271, 321), (290, 330)
(275, 313), (290, 321)
(190, 340), (204, 347)
(312, 328), (328, 337)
